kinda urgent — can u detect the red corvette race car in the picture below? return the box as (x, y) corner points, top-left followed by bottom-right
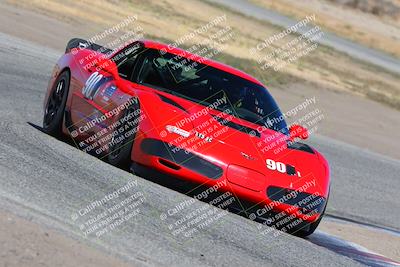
(43, 38), (330, 236)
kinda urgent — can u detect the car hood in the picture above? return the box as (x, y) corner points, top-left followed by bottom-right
(138, 88), (328, 194)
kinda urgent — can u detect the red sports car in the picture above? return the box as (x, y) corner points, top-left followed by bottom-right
(43, 38), (330, 237)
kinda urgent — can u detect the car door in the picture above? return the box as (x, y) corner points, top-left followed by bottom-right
(69, 42), (142, 144)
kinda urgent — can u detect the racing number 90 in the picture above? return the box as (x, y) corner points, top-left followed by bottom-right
(266, 159), (286, 173)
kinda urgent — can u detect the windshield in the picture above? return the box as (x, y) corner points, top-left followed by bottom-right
(136, 49), (288, 135)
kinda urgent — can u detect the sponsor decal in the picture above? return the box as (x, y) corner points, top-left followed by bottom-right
(102, 85), (117, 98)
(240, 152), (255, 160)
(195, 131), (213, 142)
(166, 125), (191, 138)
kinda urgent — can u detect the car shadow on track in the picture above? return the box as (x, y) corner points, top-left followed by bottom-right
(27, 122), (46, 133)
(27, 121), (298, 237)
(27, 121), (246, 209)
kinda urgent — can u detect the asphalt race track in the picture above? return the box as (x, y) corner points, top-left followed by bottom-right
(0, 32), (399, 266)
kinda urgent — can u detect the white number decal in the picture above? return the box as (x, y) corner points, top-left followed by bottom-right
(82, 71), (103, 99)
(276, 162), (286, 173)
(266, 159), (276, 170)
(266, 159), (287, 174)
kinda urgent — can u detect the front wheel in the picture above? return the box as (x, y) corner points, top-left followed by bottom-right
(291, 196), (328, 238)
(43, 71), (70, 136)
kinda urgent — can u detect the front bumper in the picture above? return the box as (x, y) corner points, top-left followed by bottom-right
(137, 137), (326, 223)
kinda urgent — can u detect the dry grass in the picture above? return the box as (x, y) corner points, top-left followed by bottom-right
(7, 0), (400, 110)
(249, 0), (400, 59)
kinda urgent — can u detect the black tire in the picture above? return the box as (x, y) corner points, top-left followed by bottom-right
(292, 195), (329, 238)
(107, 99), (140, 168)
(43, 70), (70, 136)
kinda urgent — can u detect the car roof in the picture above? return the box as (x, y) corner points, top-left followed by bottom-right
(139, 39), (264, 86)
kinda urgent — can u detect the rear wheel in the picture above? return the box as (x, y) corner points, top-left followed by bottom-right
(107, 99), (140, 168)
(43, 71), (70, 136)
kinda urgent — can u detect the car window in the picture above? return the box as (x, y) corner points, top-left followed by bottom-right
(113, 43), (141, 81)
(136, 49), (288, 135)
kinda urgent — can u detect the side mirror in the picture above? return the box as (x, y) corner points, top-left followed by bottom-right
(94, 57), (120, 82)
(289, 124), (309, 141)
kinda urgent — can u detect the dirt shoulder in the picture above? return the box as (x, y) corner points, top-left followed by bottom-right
(0, 209), (133, 267)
